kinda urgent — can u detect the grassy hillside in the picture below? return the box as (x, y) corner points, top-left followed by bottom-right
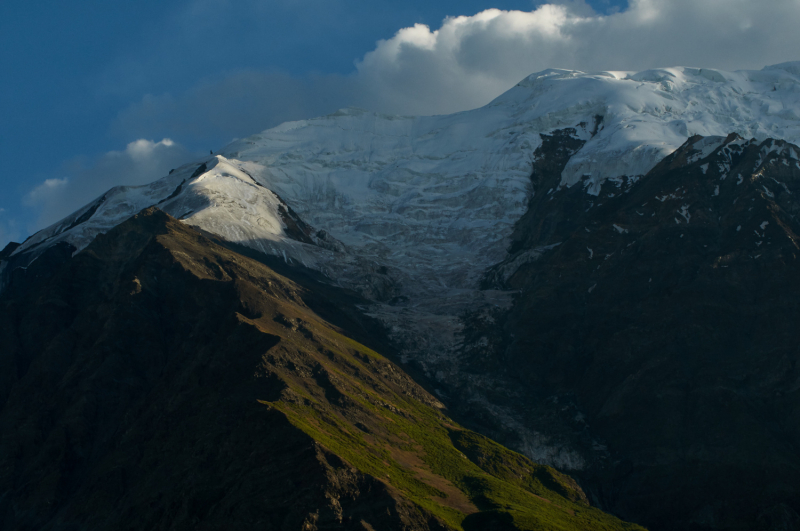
(0, 208), (645, 530)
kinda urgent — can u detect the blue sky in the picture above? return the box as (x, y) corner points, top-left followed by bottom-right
(2, 0), (797, 248)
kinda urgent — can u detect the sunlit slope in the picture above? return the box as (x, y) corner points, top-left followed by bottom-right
(0, 208), (644, 530)
(11, 63), (800, 300)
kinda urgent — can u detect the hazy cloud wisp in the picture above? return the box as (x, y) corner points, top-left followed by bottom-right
(24, 138), (197, 230)
(115, 0), (800, 135)
(0, 209), (21, 249)
(114, 70), (356, 146)
(17, 0), (800, 242)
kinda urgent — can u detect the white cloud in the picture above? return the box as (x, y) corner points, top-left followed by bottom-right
(114, 70), (354, 144)
(353, 0), (800, 115)
(24, 178), (69, 206)
(113, 0), (800, 138)
(24, 0), (794, 239)
(24, 138), (197, 230)
(125, 138), (174, 160)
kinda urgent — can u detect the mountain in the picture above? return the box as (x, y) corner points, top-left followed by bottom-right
(477, 131), (800, 529)
(0, 208), (643, 530)
(9, 64), (800, 298)
(3, 62), (800, 530)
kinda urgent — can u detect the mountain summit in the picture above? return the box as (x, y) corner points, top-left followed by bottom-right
(3, 63), (800, 530)
(0, 208), (643, 530)
(8, 63), (800, 298)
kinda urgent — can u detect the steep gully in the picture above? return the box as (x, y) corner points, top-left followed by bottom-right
(3, 125), (800, 530)
(453, 128), (800, 530)
(330, 123), (800, 530)
(0, 208), (642, 530)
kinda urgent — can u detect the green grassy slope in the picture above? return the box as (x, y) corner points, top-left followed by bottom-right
(0, 208), (645, 530)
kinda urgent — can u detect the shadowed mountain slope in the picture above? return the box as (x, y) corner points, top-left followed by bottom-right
(5, 63), (800, 531)
(0, 208), (644, 531)
(471, 134), (800, 530)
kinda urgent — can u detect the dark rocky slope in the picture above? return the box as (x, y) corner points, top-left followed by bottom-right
(0, 208), (643, 531)
(473, 133), (800, 530)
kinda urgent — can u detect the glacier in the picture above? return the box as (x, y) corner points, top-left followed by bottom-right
(13, 62), (800, 301)
(6, 61), (800, 470)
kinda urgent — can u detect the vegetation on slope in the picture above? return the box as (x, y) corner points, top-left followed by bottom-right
(172, 215), (644, 530)
(0, 208), (644, 530)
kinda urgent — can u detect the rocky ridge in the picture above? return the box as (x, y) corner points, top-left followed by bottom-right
(4, 62), (800, 530)
(0, 208), (643, 530)
(461, 131), (800, 530)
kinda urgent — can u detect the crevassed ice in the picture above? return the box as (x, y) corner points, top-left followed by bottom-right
(14, 63), (800, 297)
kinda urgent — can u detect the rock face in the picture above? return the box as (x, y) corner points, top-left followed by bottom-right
(4, 63), (800, 531)
(0, 209), (641, 531)
(8, 64), (800, 301)
(475, 133), (800, 530)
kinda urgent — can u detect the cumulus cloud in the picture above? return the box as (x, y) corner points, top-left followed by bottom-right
(24, 138), (198, 229)
(113, 0), (800, 138)
(353, 0), (800, 115)
(24, 0), (796, 240)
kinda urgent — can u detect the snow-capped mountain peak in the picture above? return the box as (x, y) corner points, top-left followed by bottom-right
(8, 63), (800, 301)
